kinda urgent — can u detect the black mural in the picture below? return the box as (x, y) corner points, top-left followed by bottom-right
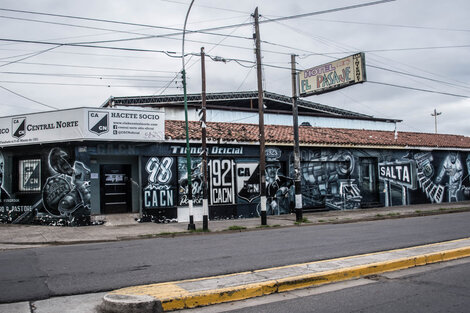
(178, 157), (203, 206)
(42, 148), (91, 222)
(208, 159), (235, 205)
(3, 143), (470, 225)
(141, 156), (177, 222)
(0, 148), (91, 226)
(298, 149), (362, 210)
(236, 162), (260, 203)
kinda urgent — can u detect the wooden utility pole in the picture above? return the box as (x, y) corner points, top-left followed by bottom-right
(291, 54), (303, 222)
(253, 7), (267, 225)
(200, 47), (209, 231)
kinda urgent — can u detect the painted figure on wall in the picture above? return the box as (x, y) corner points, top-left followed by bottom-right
(435, 152), (463, 202)
(42, 148), (91, 225)
(265, 161), (293, 215)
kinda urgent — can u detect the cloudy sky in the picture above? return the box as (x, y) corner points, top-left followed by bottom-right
(1, 0), (469, 135)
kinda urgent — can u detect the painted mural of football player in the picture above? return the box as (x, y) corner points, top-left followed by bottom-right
(265, 162), (293, 215)
(43, 148), (91, 224)
(436, 151), (463, 202)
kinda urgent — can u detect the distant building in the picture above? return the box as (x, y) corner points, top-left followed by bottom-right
(1, 91), (469, 225)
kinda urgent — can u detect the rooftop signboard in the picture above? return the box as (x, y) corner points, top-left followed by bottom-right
(298, 53), (366, 97)
(0, 107), (165, 147)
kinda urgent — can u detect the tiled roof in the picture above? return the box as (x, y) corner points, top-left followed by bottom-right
(165, 120), (470, 149)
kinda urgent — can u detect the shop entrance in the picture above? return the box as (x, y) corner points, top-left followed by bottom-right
(100, 164), (132, 214)
(359, 157), (380, 206)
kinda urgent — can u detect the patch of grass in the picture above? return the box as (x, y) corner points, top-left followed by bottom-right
(317, 219), (326, 223)
(295, 217), (312, 225)
(256, 225), (271, 229)
(415, 210), (422, 214)
(139, 231), (182, 238)
(227, 225), (247, 231)
(376, 214), (384, 217)
(190, 228), (211, 233)
(387, 212), (400, 217)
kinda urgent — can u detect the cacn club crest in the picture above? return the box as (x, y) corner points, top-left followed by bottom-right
(12, 116), (26, 139)
(88, 111), (109, 135)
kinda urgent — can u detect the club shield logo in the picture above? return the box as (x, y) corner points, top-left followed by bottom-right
(12, 117), (26, 139)
(88, 111), (109, 135)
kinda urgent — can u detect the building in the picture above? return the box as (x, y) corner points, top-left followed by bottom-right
(1, 91), (469, 226)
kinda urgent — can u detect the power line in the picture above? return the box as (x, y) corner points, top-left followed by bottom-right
(161, 0), (251, 15)
(300, 44), (470, 56)
(368, 65), (470, 91)
(0, 80), (180, 88)
(0, 85), (58, 109)
(0, 0), (395, 47)
(0, 71), (180, 82)
(0, 45), (61, 68)
(0, 38), (180, 57)
(304, 17), (470, 33)
(0, 60), (178, 73)
(368, 81), (470, 98)
(0, 8), (252, 44)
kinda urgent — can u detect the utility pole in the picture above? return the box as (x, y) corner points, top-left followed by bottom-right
(200, 47), (209, 231)
(431, 109), (442, 134)
(253, 7), (267, 225)
(291, 54), (303, 222)
(182, 0), (195, 231)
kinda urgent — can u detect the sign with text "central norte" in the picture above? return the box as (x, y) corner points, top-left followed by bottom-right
(298, 53), (366, 97)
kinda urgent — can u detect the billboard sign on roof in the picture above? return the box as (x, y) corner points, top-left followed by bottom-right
(298, 53), (366, 97)
(0, 108), (165, 147)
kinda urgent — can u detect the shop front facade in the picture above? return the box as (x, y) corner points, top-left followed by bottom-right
(2, 135), (470, 226)
(1, 103), (470, 226)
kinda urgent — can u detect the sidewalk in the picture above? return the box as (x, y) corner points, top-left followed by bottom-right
(1, 202), (470, 313)
(1, 201), (470, 250)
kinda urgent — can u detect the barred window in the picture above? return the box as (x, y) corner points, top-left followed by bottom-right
(19, 159), (41, 192)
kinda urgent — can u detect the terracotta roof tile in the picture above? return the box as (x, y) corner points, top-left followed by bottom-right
(165, 120), (470, 149)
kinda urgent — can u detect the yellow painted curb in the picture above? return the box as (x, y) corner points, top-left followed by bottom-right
(110, 242), (470, 311)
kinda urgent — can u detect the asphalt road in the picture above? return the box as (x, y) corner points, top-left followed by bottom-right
(1, 212), (470, 303)
(215, 258), (470, 313)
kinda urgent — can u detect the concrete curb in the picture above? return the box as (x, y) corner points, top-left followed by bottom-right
(102, 238), (470, 312)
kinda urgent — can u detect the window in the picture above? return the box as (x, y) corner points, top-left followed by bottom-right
(19, 159), (41, 192)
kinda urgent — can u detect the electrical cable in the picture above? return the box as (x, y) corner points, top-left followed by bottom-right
(0, 61), (178, 73)
(0, 80), (179, 88)
(0, 45), (61, 68)
(368, 81), (470, 98)
(0, 85), (58, 109)
(0, 38), (180, 57)
(368, 65), (470, 91)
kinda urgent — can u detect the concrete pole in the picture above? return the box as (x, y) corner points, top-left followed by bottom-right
(200, 47), (209, 231)
(291, 54), (303, 222)
(253, 7), (267, 225)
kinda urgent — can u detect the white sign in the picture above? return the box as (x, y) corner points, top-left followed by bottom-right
(0, 108), (165, 147)
(298, 53), (366, 97)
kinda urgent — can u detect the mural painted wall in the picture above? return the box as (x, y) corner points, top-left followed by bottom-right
(0, 147), (91, 226)
(2, 142), (470, 225)
(141, 156), (177, 222)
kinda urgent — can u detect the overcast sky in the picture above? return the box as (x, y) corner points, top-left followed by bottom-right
(1, 0), (469, 135)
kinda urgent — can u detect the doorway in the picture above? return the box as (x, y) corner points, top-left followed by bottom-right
(100, 164), (132, 214)
(359, 158), (380, 205)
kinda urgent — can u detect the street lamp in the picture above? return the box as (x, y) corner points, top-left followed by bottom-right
(182, 0), (195, 230)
